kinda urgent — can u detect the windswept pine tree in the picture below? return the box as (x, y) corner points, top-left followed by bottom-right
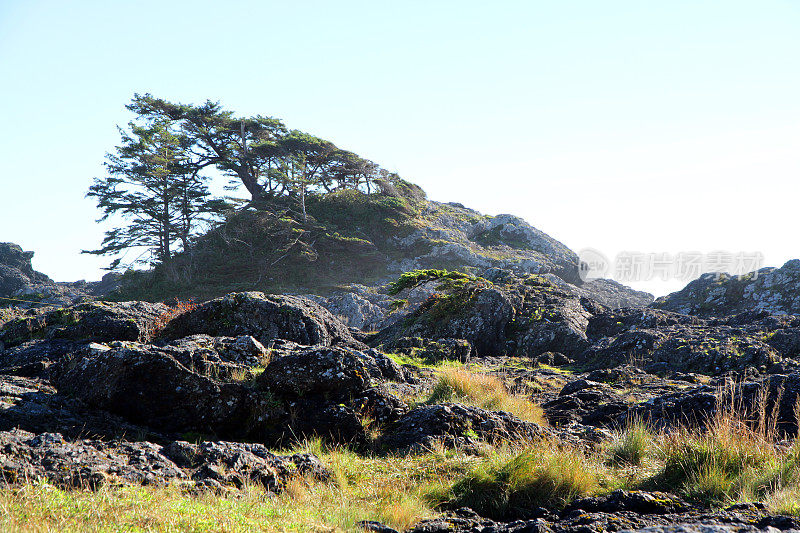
(86, 94), (408, 269)
(84, 118), (228, 268)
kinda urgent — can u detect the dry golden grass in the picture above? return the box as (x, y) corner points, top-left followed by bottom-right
(427, 368), (547, 425)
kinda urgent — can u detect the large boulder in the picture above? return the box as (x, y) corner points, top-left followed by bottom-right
(0, 300), (170, 349)
(378, 403), (549, 452)
(159, 292), (363, 348)
(50, 341), (273, 438)
(258, 345), (373, 398)
(49, 338), (406, 446)
(256, 345), (408, 443)
(0, 374), (153, 440)
(653, 260), (800, 318)
(374, 270), (601, 358)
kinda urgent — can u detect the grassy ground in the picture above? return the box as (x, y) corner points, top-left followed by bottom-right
(4, 375), (800, 531)
(0, 442), (475, 532)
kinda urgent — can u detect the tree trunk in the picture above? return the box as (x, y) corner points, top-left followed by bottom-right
(300, 184), (307, 221)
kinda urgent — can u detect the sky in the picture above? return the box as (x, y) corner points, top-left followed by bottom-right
(1, 0), (798, 296)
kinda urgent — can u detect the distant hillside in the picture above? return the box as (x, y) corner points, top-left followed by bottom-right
(107, 182), (650, 306)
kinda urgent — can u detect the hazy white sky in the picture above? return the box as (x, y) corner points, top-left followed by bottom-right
(1, 1), (798, 296)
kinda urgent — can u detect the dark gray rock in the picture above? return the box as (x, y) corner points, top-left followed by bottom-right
(159, 292), (363, 349)
(379, 403), (549, 452)
(0, 300), (170, 349)
(0, 428), (328, 491)
(0, 374), (154, 440)
(51, 341), (271, 438)
(375, 272), (602, 359)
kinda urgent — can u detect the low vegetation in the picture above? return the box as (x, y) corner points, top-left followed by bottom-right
(6, 374), (800, 530)
(427, 368), (547, 425)
(428, 446), (601, 519)
(607, 418), (653, 466)
(388, 269), (476, 295)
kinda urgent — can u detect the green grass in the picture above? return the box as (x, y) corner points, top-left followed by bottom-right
(607, 419), (654, 466)
(0, 442), (474, 532)
(9, 384), (800, 529)
(385, 352), (467, 370)
(428, 446), (602, 519)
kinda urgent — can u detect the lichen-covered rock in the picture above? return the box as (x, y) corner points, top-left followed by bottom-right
(162, 439), (329, 490)
(258, 345), (372, 398)
(51, 341), (272, 438)
(378, 403), (549, 452)
(653, 260), (800, 318)
(375, 271), (601, 358)
(0, 339), (86, 377)
(256, 345), (408, 443)
(0, 429), (328, 491)
(0, 374), (154, 440)
(159, 292), (363, 348)
(0, 429), (184, 488)
(580, 310), (783, 376)
(567, 490), (692, 514)
(0, 300), (170, 349)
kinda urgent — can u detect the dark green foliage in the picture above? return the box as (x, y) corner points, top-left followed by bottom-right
(84, 118), (228, 267)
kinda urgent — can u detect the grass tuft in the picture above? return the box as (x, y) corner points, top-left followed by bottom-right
(608, 418), (654, 466)
(427, 368), (546, 425)
(429, 446), (601, 519)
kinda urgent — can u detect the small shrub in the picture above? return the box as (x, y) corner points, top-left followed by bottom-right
(150, 299), (198, 335)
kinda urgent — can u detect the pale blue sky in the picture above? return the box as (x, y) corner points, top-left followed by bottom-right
(1, 1), (798, 295)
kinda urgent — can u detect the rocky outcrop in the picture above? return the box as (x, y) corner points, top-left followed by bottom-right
(51, 341), (268, 438)
(0, 300), (170, 349)
(0, 374), (155, 440)
(577, 308), (788, 376)
(374, 270), (602, 359)
(388, 207), (583, 284)
(159, 292), (364, 349)
(312, 275), (651, 334)
(0, 242), (117, 308)
(0, 428), (327, 491)
(40, 333), (406, 446)
(653, 260), (800, 318)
